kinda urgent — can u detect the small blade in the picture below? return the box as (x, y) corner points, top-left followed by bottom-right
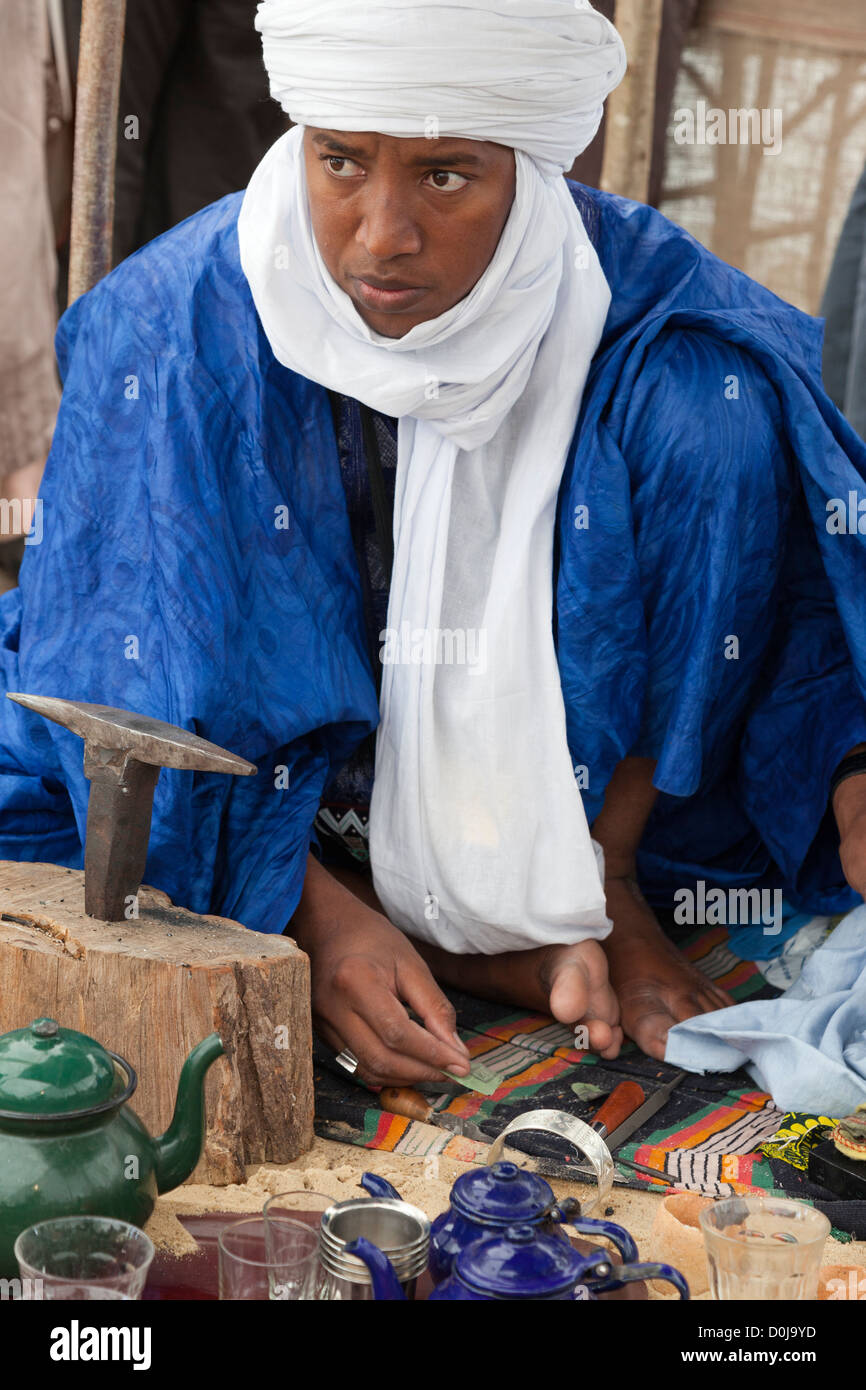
(604, 1069), (689, 1151)
(429, 1112), (491, 1144)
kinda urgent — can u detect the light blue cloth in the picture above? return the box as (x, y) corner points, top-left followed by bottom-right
(666, 905), (866, 1114)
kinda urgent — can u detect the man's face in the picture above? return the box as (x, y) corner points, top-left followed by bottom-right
(302, 127), (516, 338)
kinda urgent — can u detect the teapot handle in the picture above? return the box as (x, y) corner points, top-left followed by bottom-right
(361, 1171), (402, 1200)
(552, 1200), (638, 1265)
(587, 1260), (690, 1300)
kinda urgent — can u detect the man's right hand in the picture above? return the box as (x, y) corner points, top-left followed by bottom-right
(290, 853), (472, 1086)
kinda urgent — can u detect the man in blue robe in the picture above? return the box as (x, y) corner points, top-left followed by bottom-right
(2, 1), (866, 1083)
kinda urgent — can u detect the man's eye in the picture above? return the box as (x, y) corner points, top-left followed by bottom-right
(323, 155), (361, 176)
(426, 170), (469, 191)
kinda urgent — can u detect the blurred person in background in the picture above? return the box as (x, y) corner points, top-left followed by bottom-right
(0, 0), (287, 593)
(822, 159), (866, 442)
(61, 0), (287, 269)
(0, 2), (66, 591)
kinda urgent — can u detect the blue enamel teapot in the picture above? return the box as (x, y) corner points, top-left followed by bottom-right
(358, 1167), (688, 1299)
(361, 1162), (640, 1283)
(347, 1222), (690, 1301)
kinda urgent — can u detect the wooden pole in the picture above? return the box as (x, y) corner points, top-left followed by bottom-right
(67, 0), (126, 304)
(600, 0), (665, 203)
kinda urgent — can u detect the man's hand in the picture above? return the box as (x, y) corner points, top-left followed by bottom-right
(833, 756), (866, 899)
(290, 854), (471, 1085)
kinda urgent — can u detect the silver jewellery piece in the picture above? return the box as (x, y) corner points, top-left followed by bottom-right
(486, 1108), (614, 1217)
(334, 1048), (359, 1075)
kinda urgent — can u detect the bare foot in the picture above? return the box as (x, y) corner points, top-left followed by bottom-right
(534, 939), (623, 1059)
(410, 934), (623, 1061)
(603, 877), (734, 1060)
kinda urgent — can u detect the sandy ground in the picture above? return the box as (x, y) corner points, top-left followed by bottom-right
(146, 1136), (866, 1299)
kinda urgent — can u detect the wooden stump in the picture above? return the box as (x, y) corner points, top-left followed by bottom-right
(0, 861), (314, 1185)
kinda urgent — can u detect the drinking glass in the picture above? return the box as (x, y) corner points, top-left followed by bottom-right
(262, 1190), (333, 1299)
(15, 1217), (154, 1299)
(262, 1189), (333, 1233)
(218, 1216), (320, 1300)
(700, 1197), (830, 1300)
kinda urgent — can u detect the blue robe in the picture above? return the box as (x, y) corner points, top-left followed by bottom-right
(2, 183), (865, 934)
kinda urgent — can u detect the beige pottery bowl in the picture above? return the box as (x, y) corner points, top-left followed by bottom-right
(648, 1192), (715, 1297)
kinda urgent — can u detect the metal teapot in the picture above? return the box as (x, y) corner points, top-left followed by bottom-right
(361, 1162), (640, 1283)
(348, 1222), (690, 1301)
(0, 1017), (224, 1276)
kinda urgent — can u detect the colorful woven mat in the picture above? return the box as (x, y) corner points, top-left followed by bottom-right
(313, 918), (822, 1198)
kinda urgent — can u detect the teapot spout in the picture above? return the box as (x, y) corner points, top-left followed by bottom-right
(345, 1237), (407, 1301)
(360, 1172), (402, 1200)
(153, 1032), (225, 1193)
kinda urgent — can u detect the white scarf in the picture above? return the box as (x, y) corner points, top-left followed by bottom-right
(239, 0), (626, 953)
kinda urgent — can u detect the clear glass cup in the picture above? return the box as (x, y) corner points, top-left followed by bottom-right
(262, 1190), (333, 1233)
(14, 1217), (155, 1300)
(262, 1190), (333, 1300)
(700, 1197), (830, 1300)
(218, 1216), (320, 1301)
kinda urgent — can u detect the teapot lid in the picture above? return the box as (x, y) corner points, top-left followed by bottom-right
(451, 1161), (553, 1224)
(0, 1018), (127, 1117)
(457, 1223), (585, 1299)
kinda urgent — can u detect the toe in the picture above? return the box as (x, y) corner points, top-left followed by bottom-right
(621, 999), (676, 1059)
(594, 1023), (623, 1060)
(671, 993), (707, 1023)
(584, 1017), (614, 1056)
(548, 960), (590, 1023)
(698, 986), (730, 1014)
(638, 1020), (669, 1061)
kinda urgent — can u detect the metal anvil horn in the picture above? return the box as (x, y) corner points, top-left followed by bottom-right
(7, 693), (256, 921)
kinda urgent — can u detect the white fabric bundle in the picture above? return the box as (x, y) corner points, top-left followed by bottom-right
(239, 0), (626, 953)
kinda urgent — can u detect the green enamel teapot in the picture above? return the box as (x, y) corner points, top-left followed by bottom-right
(0, 1017), (225, 1277)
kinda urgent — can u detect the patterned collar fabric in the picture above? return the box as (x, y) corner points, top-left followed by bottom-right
(314, 394), (397, 868)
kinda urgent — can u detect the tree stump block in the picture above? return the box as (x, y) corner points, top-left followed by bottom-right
(0, 861), (314, 1185)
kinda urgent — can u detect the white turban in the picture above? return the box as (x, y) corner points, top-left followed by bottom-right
(239, 1), (626, 954)
(255, 0), (626, 177)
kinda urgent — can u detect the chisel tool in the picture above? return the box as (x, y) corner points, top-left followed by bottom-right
(603, 1070), (688, 1151)
(584, 1079), (647, 1144)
